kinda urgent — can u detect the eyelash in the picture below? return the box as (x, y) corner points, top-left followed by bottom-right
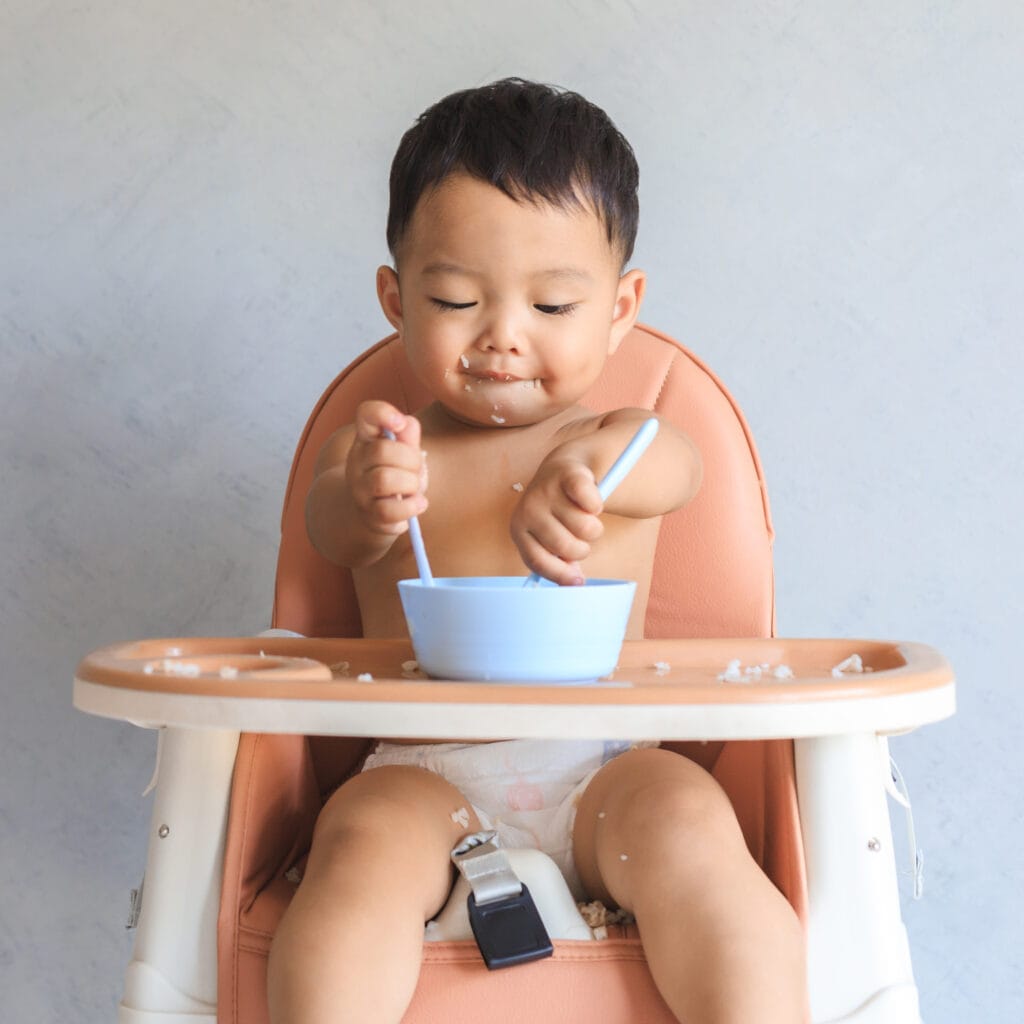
(429, 298), (578, 317)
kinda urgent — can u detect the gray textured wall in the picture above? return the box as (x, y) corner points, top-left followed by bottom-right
(3, 2), (1021, 1020)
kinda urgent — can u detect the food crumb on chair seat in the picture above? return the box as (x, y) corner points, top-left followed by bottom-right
(577, 899), (635, 940)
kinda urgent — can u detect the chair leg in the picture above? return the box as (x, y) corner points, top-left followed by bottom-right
(795, 734), (921, 1024)
(120, 727), (240, 1022)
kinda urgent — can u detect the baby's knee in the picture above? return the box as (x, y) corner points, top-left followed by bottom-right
(576, 751), (748, 910)
(283, 765), (477, 929)
(305, 766), (477, 909)
(643, 764), (733, 827)
(314, 764), (478, 856)
(588, 749), (741, 852)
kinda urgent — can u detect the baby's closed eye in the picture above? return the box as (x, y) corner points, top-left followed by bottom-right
(534, 303), (578, 316)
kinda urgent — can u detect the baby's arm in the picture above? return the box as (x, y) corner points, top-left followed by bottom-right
(306, 401), (427, 568)
(510, 410), (701, 585)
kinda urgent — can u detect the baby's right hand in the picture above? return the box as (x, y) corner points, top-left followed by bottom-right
(345, 401), (427, 535)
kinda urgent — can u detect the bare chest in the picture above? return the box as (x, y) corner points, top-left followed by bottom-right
(353, 421), (660, 638)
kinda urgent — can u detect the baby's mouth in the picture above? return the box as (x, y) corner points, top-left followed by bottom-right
(459, 368), (542, 391)
(473, 369), (522, 382)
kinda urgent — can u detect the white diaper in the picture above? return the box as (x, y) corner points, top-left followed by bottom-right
(361, 738), (656, 899)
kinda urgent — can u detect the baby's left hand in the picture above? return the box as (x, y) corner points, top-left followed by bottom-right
(510, 458), (605, 585)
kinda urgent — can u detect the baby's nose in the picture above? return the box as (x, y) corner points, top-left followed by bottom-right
(479, 313), (524, 354)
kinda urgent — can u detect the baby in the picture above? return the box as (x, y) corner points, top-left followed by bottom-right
(268, 78), (806, 1023)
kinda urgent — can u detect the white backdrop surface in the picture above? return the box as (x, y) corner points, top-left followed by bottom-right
(2, 2), (1021, 1020)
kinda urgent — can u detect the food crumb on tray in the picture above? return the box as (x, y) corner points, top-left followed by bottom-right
(832, 653), (869, 677)
(717, 659), (794, 682)
(715, 653), (871, 683)
(144, 659), (201, 677)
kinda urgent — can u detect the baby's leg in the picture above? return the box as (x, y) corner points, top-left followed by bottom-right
(267, 765), (480, 1024)
(573, 748), (808, 1024)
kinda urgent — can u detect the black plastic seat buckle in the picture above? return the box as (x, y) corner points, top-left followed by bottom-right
(467, 884), (554, 969)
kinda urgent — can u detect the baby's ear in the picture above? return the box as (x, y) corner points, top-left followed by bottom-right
(608, 269), (646, 354)
(377, 266), (404, 332)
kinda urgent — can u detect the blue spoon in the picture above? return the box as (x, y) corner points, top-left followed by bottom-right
(382, 428), (433, 585)
(524, 416), (660, 586)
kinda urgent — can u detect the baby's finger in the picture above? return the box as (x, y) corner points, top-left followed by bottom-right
(552, 502), (604, 544)
(560, 467), (603, 515)
(516, 533), (586, 587)
(391, 412), (421, 450)
(350, 435), (424, 481)
(359, 465), (426, 502)
(365, 494), (428, 532)
(355, 400), (412, 442)
(518, 516), (591, 568)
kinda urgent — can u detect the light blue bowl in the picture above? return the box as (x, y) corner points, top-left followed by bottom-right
(398, 576), (636, 683)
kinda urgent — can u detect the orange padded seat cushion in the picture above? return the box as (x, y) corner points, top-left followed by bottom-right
(218, 325), (805, 1024)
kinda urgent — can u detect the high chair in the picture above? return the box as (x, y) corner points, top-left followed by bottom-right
(74, 324), (955, 1024)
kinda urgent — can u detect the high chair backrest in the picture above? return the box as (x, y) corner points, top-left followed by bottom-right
(218, 324), (802, 1024)
(273, 323), (775, 641)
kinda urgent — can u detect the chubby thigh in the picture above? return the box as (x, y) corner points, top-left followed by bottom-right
(309, 764), (485, 923)
(572, 746), (748, 911)
(360, 738), (656, 899)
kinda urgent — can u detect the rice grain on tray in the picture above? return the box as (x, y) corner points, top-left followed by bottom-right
(831, 654), (866, 677)
(717, 659), (794, 682)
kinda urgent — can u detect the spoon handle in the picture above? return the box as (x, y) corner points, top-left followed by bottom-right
(596, 416), (660, 501)
(525, 416), (660, 586)
(406, 517), (433, 585)
(382, 429), (434, 585)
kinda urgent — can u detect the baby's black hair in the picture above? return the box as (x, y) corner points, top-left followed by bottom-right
(386, 78), (639, 267)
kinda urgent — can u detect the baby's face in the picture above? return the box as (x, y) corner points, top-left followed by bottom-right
(380, 173), (638, 428)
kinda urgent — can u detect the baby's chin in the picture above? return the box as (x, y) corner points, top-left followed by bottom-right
(434, 388), (584, 431)
(437, 405), (536, 430)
